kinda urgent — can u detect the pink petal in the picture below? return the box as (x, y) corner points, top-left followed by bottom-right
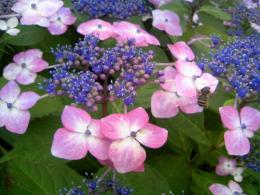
(48, 22), (68, 35)
(160, 66), (177, 92)
(0, 100), (8, 127)
(216, 164), (230, 176)
(16, 69), (37, 85)
(151, 90), (179, 118)
(175, 60), (202, 77)
(168, 42), (195, 61)
(134, 164), (145, 172)
(152, 10), (167, 31)
(179, 95), (203, 114)
(77, 19), (115, 40)
(61, 106), (91, 133)
(88, 119), (106, 138)
(5, 109), (30, 134)
(175, 74), (197, 97)
(25, 49), (43, 59)
(219, 106), (241, 130)
(38, 0), (64, 17)
(240, 106), (260, 132)
(109, 137), (146, 173)
(28, 58), (48, 72)
(194, 73), (219, 93)
(14, 92), (40, 110)
(165, 22), (183, 36)
(209, 184), (231, 195)
(0, 81), (20, 103)
(145, 33), (160, 46)
(3, 63), (22, 81)
(136, 123), (168, 148)
(127, 107), (149, 132)
(11, 1), (27, 13)
(21, 10), (42, 25)
(54, 7), (76, 25)
(101, 114), (131, 140)
(86, 136), (110, 160)
(228, 180), (243, 193)
(51, 128), (88, 160)
(224, 130), (250, 156)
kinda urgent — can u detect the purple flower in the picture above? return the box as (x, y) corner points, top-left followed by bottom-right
(0, 81), (39, 134)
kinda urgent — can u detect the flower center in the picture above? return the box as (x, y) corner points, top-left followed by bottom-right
(233, 192), (240, 195)
(6, 103), (13, 109)
(21, 63), (26, 68)
(130, 131), (137, 138)
(165, 18), (168, 22)
(97, 24), (102, 29)
(57, 17), (62, 21)
(31, 3), (37, 9)
(85, 129), (91, 136)
(136, 29), (141, 34)
(241, 123), (247, 129)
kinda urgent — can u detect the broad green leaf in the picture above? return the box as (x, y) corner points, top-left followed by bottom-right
(200, 5), (231, 21)
(1, 26), (47, 46)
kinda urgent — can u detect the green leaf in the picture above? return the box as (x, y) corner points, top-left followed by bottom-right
(149, 155), (190, 193)
(1, 26), (47, 46)
(200, 5), (231, 21)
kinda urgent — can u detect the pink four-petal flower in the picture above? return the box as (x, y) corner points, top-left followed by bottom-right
(152, 9), (183, 36)
(113, 21), (160, 47)
(77, 19), (116, 40)
(102, 107), (168, 173)
(219, 106), (260, 156)
(47, 7), (76, 35)
(3, 49), (48, 85)
(215, 156), (237, 176)
(0, 81), (39, 134)
(209, 180), (246, 195)
(51, 106), (111, 160)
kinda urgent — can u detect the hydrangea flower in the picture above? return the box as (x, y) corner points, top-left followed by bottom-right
(51, 106), (111, 160)
(47, 7), (76, 35)
(175, 60), (218, 97)
(219, 106), (260, 156)
(152, 9), (182, 36)
(102, 107), (168, 173)
(0, 81), (39, 134)
(209, 180), (246, 195)
(151, 66), (203, 118)
(77, 19), (115, 40)
(113, 21), (160, 47)
(12, 0), (63, 27)
(215, 156), (237, 176)
(3, 49), (48, 85)
(231, 167), (244, 182)
(167, 41), (195, 61)
(0, 17), (20, 36)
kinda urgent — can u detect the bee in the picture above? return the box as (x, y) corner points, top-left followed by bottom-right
(198, 87), (211, 108)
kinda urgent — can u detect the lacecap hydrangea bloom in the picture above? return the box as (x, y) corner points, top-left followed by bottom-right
(209, 180), (246, 195)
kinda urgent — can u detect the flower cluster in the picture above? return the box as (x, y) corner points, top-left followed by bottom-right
(228, 3), (260, 36)
(60, 173), (133, 195)
(0, 81), (39, 134)
(219, 106), (260, 156)
(71, 0), (152, 20)
(241, 134), (260, 172)
(12, 0), (76, 35)
(40, 35), (159, 109)
(200, 33), (260, 99)
(151, 41), (218, 118)
(0, 0), (16, 15)
(51, 106), (168, 173)
(77, 19), (160, 47)
(215, 156), (244, 182)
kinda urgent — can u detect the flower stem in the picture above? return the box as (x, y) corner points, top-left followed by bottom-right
(0, 14), (21, 19)
(39, 94), (49, 100)
(112, 169), (117, 195)
(97, 168), (111, 184)
(102, 79), (108, 117)
(155, 62), (175, 67)
(45, 64), (63, 70)
(187, 35), (211, 45)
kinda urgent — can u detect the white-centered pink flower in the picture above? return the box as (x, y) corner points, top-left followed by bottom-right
(151, 66), (202, 118)
(209, 180), (246, 195)
(152, 9), (182, 36)
(51, 106), (111, 161)
(219, 106), (260, 156)
(175, 60), (218, 97)
(113, 21), (160, 47)
(168, 41), (195, 61)
(12, 0), (63, 27)
(215, 156), (237, 176)
(47, 7), (76, 35)
(77, 19), (115, 40)
(148, 0), (172, 7)
(3, 49), (48, 85)
(101, 107), (168, 173)
(0, 81), (39, 134)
